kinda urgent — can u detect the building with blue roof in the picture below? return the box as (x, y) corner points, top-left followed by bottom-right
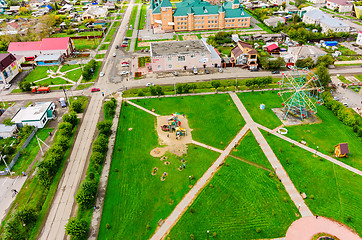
(150, 0), (251, 32)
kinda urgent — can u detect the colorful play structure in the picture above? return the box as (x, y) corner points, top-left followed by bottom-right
(161, 113), (187, 139)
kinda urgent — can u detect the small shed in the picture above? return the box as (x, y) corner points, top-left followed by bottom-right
(334, 143), (349, 158)
(0, 124), (17, 139)
(266, 43), (280, 54)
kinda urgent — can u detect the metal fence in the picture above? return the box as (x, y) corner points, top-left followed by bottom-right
(1, 127), (39, 174)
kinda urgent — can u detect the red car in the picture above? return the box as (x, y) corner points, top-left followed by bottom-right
(121, 44), (128, 47)
(91, 88), (100, 92)
(122, 61), (129, 64)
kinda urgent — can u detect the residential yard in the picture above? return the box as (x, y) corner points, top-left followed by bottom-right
(132, 94), (245, 149)
(11, 128), (53, 174)
(24, 66), (58, 83)
(98, 105), (220, 239)
(237, 91), (283, 129)
(51, 31), (103, 38)
(216, 46), (233, 57)
(65, 68), (83, 82)
(73, 38), (99, 50)
(231, 131), (273, 171)
(265, 133), (362, 236)
(167, 157), (299, 239)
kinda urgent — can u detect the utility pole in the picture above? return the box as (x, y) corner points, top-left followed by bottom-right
(63, 87), (70, 107)
(1, 153), (12, 176)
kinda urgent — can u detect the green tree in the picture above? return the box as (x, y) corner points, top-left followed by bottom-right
(149, 86), (157, 96)
(316, 65), (331, 87)
(92, 134), (108, 153)
(65, 218), (88, 240)
(155, 85), (164, 95)
(176, 83), (183, 94)
(104, 100), (116, 116)
(16, 207), (37, 225)
(211, 80), (221, 91)
(70, 100), (83, 113)
(316, 54), (334, 67)
(190, 83), (197, 93)
(57, 122), (73, 136)
(75, 180), (98, 209)
(97, 121), (112, 136)
(91, 151), (104, 165)
(183, 83), (190, 93)
(3, 216), (26, 240)
(62, 112), (78, 127)
(295, 57), (315, 69)
(19, 81), (31, 92)
(3, 118), (14, 126)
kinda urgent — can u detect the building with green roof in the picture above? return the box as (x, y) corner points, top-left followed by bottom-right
(150, 0), (251, 32)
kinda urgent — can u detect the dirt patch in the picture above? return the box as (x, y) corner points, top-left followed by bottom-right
(155, 115), (193, 156)
(150, 147), (167, 157)
(272, 108), (322, 126)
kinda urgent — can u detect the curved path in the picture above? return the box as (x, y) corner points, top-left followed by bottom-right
(286, 216), (361, 240)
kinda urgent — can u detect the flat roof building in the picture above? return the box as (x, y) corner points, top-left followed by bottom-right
(12, 102), (56, 128)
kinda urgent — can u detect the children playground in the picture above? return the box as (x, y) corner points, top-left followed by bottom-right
(99, 75), (362, 240)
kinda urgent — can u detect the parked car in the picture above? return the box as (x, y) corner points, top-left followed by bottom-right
(343, 102), (348, 107)
(124, 37), (130, 41)
(120, 71), (129, 75)
(60, 100), (67, 108)
(122, 41), (129, 45)
(4, 84), (11, 90)
(121, 64), (129, 67)
(100, 72), (104, 77)
(146, 82), (154, 87)
(218, 68), (223, 73)
(113, 53), (116, 57)
(193, 68), (198, 75)
(250, 68), (259, 72)
(205, 69), (210, 74)
(272, 70), (280, 74)
(121, 44), (128, 47)
(173, 71), (178, 76)
(333, 96), (339, 101)
(91, 88), (100, 92)
(122, 61), (129, 65)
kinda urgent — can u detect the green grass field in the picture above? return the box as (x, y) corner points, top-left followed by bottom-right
(167, 157), (299, 239)
(129, 5), (139, 29)
(65, 68), (83, 82)
(95, 54), (105, 59)
(264, 133), (362, 236)
(232, 131), (273, 171)
(138, 5), (147, 30)
(35, 77), (69, 86)
(104, 27), (117, 42)
(11, 128), (53, 174)
(99, 43), (110, 50)
(59, 64), (81, 72)
(286, 106), (362, 170)
(24, 66), (59, 83)
(132, 94), (245, 149)
(73, 38), (99, 50)
(75, 83), (93, 90)
(237, 91), (282, 129)
(98, 104), (220, 239)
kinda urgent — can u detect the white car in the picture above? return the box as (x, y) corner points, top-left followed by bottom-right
(120, 71), (129, 75)
(121, 64), (129, 67)
(113, 53), (116, 57)
(100, 72), (104, 77)
(4, 84), (11, 89)
(146, 82), (154, 87)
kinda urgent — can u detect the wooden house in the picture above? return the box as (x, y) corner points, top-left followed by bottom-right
(334, 143), (349, 158)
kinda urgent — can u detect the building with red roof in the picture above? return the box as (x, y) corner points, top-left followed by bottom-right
(7, 37), (74, 59)
(266, 43), (280, 54)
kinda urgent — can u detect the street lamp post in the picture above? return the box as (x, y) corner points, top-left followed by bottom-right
(207, 230), (210, 240)
(1, 153), (12, 176)
(235, 78), (237, 92)
(189, 175), (191, 186)
(174, 77), (176, 95)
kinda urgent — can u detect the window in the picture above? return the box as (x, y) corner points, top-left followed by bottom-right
(42, 117), (46, 124)
(158, 65), (161, 69)
(208, 20), (210, 23)
(178, 56), (185, 61)
(168, 64), (172, 68)
(191, 54), (195, 58)
(168, 56), (172, 61)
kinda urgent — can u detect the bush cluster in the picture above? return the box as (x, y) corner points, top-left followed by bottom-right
(104, 98), (117, 117)
(82, 59), (97, 81)
(323, 92), (362, 137)
(245, 76), (273, 87)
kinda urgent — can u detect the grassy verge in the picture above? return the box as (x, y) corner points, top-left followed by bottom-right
(256, 23), (274, 34)
(99, 43), (110, 50)
(76, 83), (93, 90)
(138, 4), (147, 30)
(126, 40), (132, 51)
(60, 64), (82, 72)
(129, 5), (138, 29)
(264, 132), (362, 235)
(167, 156), (299, 239)
(24, 66), (58, 83)
(98, 104), (220, 239)
(36, 77), (69, 86)
(132, 94), (245, 149)
(104, 27), (117, 42)
(65, 68), (83, 82)
(95, 54), (105, 59)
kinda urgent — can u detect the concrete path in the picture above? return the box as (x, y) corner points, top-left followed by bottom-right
(229, 92), (313, 217)
(126, 100), (160, 117)
(191, 140), (223, 153)
(286, 216), (361, 240)
(256, 123), (362, 176)
(38, 93), (104, 240)
(88, 95), (123, 240)
(150, 125), (249, 240)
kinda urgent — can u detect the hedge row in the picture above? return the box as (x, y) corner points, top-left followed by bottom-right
(323, 92), (362, 137)
(66, 98), (117, 240)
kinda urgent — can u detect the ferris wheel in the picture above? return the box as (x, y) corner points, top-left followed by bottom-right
(277, 67), (324, 120)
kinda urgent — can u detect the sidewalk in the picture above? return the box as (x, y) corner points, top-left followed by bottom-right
(229, 92), (313, 217)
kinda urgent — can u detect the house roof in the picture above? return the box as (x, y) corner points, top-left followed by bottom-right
(8, 37), (70, 52)
(232, 41), (257, 57)
(337, 143), (349, 154)
(225, 8), (250, 18)
(304, 9), (349, 28)
(12, 102), (53, 123)
(35, 53), (62, 61)
(159, 0), (172, 8)
(267, 43), (279, 51)
(327, 0), (352, 6)
(151, 40), (210, 57)
(0, 53), (16, 72)
(8, 21), (20, 29)
(264, 16), (285, 24)
(0, 124), (17, 134)
(288, 45), (327, 58)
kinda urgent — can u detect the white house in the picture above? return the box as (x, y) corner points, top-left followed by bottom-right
(326, 0), (352, 12)
(0, 124), (17, 139)
(303, 9), (350, 33)
(264, 16), (285, 28)
(308, 0), (325, 4)
(81, 6), (108, 20)
(12, 102), (56, 129)
(0, 53), (21, 87)
(282, 45), (327, 63)
(356, 31), (362, 46)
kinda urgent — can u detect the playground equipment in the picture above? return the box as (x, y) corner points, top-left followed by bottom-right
(277, 67), (324, 120)
(167, 113), (182, 132)
(175, 127), (187, 139)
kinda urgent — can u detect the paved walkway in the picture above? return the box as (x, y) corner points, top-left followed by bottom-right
(229, 92), (313, 217)
(286, 216), (361, 240)
(88, 95), (123, 239)
(150, 125), (249, 240)
(38, 94), (104, 240)
(126, 100), (160, 117)
(191, 140), (223, 153)
(256, 123), (362, 176)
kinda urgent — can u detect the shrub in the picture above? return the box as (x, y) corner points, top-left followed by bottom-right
(256, 228), (262, 233)
(65, 218), (88, 240)
(88, 172), (95, 180)
(190, 234), (195, 240)
(75, 180), (98, 209)
(97, 120), (112, 136)
(137, 89), (145, 96)
(92, 134), (108, 153)
(150, 86), (157, 95)
(104, 100), (116, 116)
(3, 118), (14, 126)
(19, 81), (31, 91)
(213, 232), (217, 238)
(56, 135), (70, 150)
(91, 151), (105, 165)
(357, 128), (362, 137)
(62, 112), (78, 127)
(70, 99), (83, 113)
(58, 122), (73, 136)
(155, 85), (164, 95)
(106, 223), (111, 229)
(16, 207), (37, 225)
